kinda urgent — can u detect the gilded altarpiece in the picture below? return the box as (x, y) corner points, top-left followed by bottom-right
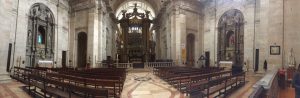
(118, 4), (155, 63)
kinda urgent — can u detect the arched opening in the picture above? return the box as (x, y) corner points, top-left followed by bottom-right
(26, 3), (55, 67)
(77, 32), (87, 68)
(217, 9), (244, 67)
(187, 34), (195, 66)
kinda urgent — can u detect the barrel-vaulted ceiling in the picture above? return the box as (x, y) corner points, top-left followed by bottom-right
(69, 0), (207, 17)
(109, 0), (163, 14)
(109, 0), (207, 15)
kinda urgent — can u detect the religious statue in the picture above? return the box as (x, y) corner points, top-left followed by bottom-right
(264, 60), (268, 72)
(229, 35), (235, 46)
(288, 48), (296, 68)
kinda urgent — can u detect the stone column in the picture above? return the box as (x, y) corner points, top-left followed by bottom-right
(173, 8), (186, 66)
(87, 7), (99, 68)
(98, 9), (103, 65)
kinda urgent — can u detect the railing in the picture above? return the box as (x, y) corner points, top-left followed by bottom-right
(95, 62), (133, 69)
(114, 63), (133, 69)
(96, 62), (105, 68)
(249, 85), (265, 98)
(96, 62), (175, 69)
(145, 62), (175, 68)
(250, 70), (279, 98)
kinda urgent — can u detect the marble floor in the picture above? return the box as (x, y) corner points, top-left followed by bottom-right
(121, 70), (184, 98)
(1, 70), (295, 98)
(121, 70), (264, 98)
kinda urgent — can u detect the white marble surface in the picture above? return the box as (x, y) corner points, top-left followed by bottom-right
(253, 70), (277, 89)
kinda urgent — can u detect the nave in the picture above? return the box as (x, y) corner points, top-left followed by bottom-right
(7, 66), (262, 98)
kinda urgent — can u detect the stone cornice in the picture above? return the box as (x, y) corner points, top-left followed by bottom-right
(70, 0), (96, 12)
(49, 0), (70, 10)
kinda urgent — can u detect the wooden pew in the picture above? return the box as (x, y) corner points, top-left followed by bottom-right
(11, 67), (124, 98)
(46, 72), (122, 97)
(29, 73), (109, 98)
(188, 72), (246, 98)
(171, 70), (232, 93)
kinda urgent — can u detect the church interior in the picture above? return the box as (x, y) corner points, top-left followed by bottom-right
(0, 0), (300, 98)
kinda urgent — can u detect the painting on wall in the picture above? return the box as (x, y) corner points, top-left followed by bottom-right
(270, 46), (280, 55)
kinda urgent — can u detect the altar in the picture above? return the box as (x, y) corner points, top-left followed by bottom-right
(219, 61), (233, 69)
(38, 60), (53, 68)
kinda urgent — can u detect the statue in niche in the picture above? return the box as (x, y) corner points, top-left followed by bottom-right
(288, 48), (296, 68)
(229, 34), (235, 47)
(27, 30), (32, 45)
(31, 8), (36, 16)
(226, 53), (232, 61)
(36, 6), (42, 17)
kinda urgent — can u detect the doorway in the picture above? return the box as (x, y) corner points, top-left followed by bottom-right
(77, 32), (87, 68)
(186, 34), (195, 66)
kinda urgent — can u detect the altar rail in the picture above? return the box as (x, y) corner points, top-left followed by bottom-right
(96, 62), (175, 69)
(114, 63), (133, 68)
(145, 62), (175, 68)
(96, 63), (133, 68)
(249, 70), (279, 98)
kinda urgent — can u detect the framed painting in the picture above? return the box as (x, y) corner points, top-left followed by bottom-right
(270, 46), (280, 55)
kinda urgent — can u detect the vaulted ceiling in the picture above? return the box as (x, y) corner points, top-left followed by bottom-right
(109, 0), (164, 14)
(69, 0), (206, 16)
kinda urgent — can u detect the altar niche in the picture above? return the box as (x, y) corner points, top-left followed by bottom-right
(26, 3), (55, 67)
(217, 9), (244, 66)
(118, 4), (154, 63)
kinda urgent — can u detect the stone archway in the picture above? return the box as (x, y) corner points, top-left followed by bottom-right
(217, 9), (244, 66)
(186, 33), (195, 66)
(26, 3), (55, 67)
(77, 32), (87, 68)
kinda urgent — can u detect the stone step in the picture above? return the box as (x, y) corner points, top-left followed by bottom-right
(0, 74), (12, 83)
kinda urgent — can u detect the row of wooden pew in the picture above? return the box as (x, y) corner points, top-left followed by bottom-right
(11, 67), (127, 98)
(154, 67), (245, 98)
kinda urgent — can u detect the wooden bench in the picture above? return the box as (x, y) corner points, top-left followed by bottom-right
(171, 71), (232, 93)
(46, 72), (122, 97)
(11, 67), (124, 98)
(29, 73), (109, 98)
(188, 72), (246, 98)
